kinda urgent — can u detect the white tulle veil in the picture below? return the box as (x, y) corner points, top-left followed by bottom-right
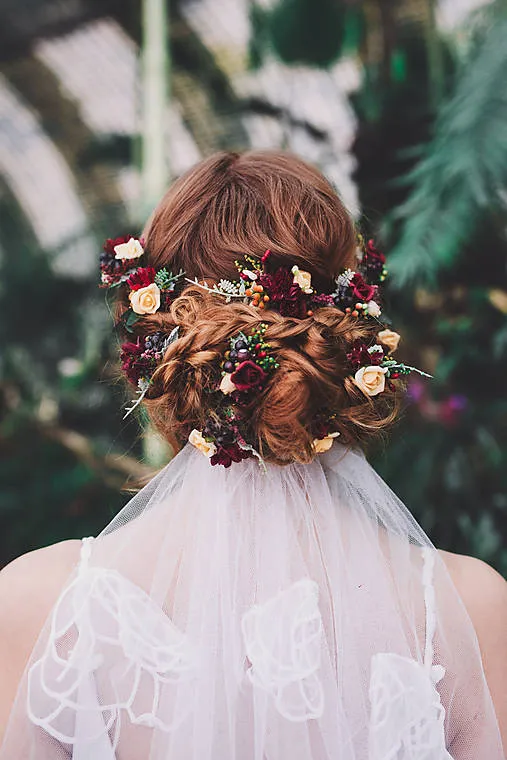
(1, 442), (503, 759)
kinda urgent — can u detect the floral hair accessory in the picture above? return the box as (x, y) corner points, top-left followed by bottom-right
(100, 235), (184, 331)
(189, 324), (278, 468)
(313, 432), (340, 454)
(121, 327), (179, 418)
(114, 237), (144, 260)
(188, 237), (385, 321)
(347, 339), (431, 398)
(311, 411), (341, 453)
(220, 323), (279, 396)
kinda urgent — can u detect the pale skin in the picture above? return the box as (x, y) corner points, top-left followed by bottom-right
(0, 542), (506, 749)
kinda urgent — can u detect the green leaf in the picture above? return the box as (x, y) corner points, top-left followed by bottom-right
(125, 310), (141, 333)
(387, 16), (507, 287)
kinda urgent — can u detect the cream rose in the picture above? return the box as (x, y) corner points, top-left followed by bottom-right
(367, 300), (381, 317)
(129, 283), (161, 315)
(313, 431), (340, 454)
(219, 373), (236, 395)
(188, 429), (217, 458)
(354, 365), (388, 397)
(291, 266), (313, 294)
(114, 237), (144, 260)
(377, 329), (401, 353)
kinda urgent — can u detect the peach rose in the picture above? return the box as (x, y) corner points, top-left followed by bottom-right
(291, 266), (313, 294)
(377, 329), (401, 353)
(313, 431), (340, 454)
(129, 283), (161, 315)
(219, 373), (236, 395)
(354, 365), (388, 396)
(188, 429), (217, 458)
(114, 237), (144, 260)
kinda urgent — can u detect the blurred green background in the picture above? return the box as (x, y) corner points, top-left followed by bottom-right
(1, 0), (507, 573)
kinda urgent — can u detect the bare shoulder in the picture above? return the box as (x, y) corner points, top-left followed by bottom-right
(0, 540), (82, 740)
(439, 548), (507, 621)
(0, 539), (82, 625)
(439, 549), (507, 743)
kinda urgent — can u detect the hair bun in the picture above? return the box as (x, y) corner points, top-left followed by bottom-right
(139, 290), (399, 465)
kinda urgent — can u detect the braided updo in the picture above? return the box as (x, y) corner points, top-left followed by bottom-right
(118, 151), (398, 464)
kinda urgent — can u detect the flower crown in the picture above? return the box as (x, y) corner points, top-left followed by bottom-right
(100, 234), (430, 465)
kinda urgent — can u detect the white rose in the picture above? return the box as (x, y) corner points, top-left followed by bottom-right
(291, 266), (313, 294)
(188, 429), (217, 458)
(219, 373), (236, 395)
(313, 432), (340, 454)
(367, 300), (381, 317)
(129, 283), (161, 315)
(377, 329), (401, 353)
(114, 237), (144, 260)
(354, 366), (388, 397)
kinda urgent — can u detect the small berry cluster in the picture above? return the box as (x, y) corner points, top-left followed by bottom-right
(219, 324), (279, 397)
(189, 325), (280, 467)
(236, 253), (272, 310)
(120, 330), (176, 390)
(223, 324), (279, 376)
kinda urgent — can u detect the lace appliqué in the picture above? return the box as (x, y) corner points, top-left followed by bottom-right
(241, 578), (324, 722)
(369, 653), (450, 759)
(368, 548), (452, 759)
(27, 539), (196, 750)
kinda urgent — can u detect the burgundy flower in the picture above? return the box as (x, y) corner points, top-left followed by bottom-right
(346, 341), (372, 370)
(260, 267), (308, 318)
(312, 417), (329, 440)
(120, 341), (154, 386)
(364, 239), (386, 265)
(311, 293), (335, 307)
(368, 348), (385, 366)
(210, 443), (252, 468)
(362, 239), (386, 284)
(350, 273), (376, 303)
(127, 267), (156, 291)
(99, 250), (135, 286)
(231, 360), (268, 392)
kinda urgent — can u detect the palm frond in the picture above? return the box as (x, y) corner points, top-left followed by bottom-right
(387, 16), (507, 287)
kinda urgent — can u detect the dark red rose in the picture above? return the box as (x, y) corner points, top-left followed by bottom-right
(260, 267), (308, 318)
(127, 267), (156, 290)
(231, 360), (268, 392)
(210, 443), (252, 468)
(350, 273), (376, 303)
(364, 239), (386, 265)
(346, 341), (372, 370)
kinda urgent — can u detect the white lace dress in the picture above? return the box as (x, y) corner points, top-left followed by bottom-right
(1, 444), (503, 758)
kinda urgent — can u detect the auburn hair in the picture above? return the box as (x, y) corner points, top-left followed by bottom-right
(118, 151), (398, 464)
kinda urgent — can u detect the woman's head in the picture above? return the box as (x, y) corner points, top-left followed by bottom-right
(143, 151), (357, 286)
(117, 151), (398, 464)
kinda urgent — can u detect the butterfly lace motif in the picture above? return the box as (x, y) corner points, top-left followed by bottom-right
(27, 566), (196, 750)
(369, 652), (452, 759)
(241, 578), (324, 722)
